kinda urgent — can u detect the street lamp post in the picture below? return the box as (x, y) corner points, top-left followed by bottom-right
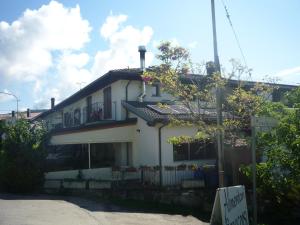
(0, 91), (20, 120)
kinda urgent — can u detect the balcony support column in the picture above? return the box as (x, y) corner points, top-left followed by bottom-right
(88, 143), (91, 169)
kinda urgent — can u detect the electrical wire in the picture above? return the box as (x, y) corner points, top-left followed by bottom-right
(220, 0), (248, 68)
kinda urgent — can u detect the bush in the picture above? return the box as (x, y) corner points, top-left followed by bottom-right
(0, 119), (47, 193)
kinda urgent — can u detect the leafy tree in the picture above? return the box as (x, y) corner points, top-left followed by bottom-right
(241, 90), (300, 217)
(144, 41), (299, 221)
(285, 86), (300, 107)
(0, 119), (47, 193)
(143, 41), (272, 145)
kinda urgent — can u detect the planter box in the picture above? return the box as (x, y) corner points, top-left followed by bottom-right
(44, 180), (61, 189)
(89, 180), (111, 189)
(181, 179), (205, 188)
(62, 180), (86, 189)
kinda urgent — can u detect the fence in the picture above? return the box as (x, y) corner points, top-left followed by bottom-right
(44, 164), (218, 188)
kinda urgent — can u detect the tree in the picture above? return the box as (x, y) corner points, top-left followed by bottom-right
(241, 88), (300, 218)
(145, 40), (299, 221)
(143, 41), (271, 145)
(0, 119), (47, 193)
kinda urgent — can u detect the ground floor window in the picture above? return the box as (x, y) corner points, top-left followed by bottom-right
(46, 144), (88, 172)
(173, 141), (216, 161)
(46, 143), (116, 171)
(90, 143), (115, 168)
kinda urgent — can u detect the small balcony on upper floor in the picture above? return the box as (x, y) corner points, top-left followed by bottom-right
(49, 101), (117, 132)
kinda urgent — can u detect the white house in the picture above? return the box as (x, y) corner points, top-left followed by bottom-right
(34, 46), (297, 187)
(32, 47), (219, 186)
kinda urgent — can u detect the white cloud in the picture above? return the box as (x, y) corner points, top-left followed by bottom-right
(100, 14), (127, 39)
(0, 4), (155, 109)
(92, 14), (154, 75)
(0, 0), (91, 81)
(276, 66), (300, 77)
(273, 66), (300, 85)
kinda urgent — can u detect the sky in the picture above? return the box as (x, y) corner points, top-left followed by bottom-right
(0, 0), (299, 113)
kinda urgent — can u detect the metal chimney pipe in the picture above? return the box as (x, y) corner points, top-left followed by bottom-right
(138, 45), (146, 71)
(27, 108), (30, 118)
(51, 98), (55, 109)
(138, 46), (147, 102)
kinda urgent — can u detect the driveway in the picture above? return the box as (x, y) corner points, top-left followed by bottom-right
(0, 193), (208, 225)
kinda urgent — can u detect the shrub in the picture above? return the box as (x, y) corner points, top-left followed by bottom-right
(0, 119), (47, 193)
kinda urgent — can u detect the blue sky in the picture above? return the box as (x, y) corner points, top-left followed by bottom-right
(0, 0), (299, 113)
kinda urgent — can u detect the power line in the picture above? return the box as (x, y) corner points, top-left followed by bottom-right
(220, 0), (248, 68)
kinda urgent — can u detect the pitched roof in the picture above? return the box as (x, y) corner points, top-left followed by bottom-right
(122, 101), (222, 126)
(34, 67), (298, 121)
(34, 68), (143, 120)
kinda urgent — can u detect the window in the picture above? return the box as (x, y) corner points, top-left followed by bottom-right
(64, 112), (73, 127)
(151, 84), (161, 97)
(45, 144), (89, 172)
(103, 86), (112, 119)
(74, 108), (81, 125)
(173, 141), (216, 161)
(86, 96), (92, 122)
(90, 143), (115, 168)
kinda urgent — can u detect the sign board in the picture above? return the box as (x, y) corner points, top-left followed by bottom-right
(210, 185), (249, 225)
(251, 116), (278, 132)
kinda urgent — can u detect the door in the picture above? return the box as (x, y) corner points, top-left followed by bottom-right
(103, 86), (112, 119)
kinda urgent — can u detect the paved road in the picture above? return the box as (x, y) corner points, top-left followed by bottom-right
(0, 194), (208, 225)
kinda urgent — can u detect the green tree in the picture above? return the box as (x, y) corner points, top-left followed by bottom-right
(144, 41), (271, 144)
(285, 86), (300, 107)
(241, 91), (300, 217)
(0, 119), (47, 193)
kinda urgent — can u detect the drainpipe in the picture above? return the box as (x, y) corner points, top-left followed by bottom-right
(138, 46), (146, 102)
(125, 80), (132, 119)
(158, 123), (167, 187)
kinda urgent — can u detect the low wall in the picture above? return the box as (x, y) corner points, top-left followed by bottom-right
(45, 168), (112, 180)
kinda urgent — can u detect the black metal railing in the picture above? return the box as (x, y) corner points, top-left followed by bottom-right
(82, 101), (116, 123)
(49, 101), (116, 130)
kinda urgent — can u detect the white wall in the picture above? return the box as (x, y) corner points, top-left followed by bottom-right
(131, 118), (159, 166)
(50, 125), (135, 145)
(160, 125), (216, 166)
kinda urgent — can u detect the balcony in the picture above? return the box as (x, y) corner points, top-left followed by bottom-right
(82, 101), (116, 124)
(49, 102), (116, 131)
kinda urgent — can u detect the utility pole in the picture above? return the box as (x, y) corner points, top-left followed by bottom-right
(210, 0), (225, 187)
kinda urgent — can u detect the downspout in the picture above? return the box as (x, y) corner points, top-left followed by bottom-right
(138, 81), (146, 102)
(125, 80), (132, 119)
(158, 123), (167, 187)
(138, 46), (147, 102)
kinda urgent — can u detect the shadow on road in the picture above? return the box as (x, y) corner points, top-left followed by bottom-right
(0, 192), (210, 224)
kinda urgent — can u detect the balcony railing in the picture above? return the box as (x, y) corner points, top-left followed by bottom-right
(49, 101), (116, 130)
(82, 102), (116, 124)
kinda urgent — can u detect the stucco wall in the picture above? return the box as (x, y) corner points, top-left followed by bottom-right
(131, 118), (159, 166)
(160, 125), (216, 166)
(50, 125), (135, 145)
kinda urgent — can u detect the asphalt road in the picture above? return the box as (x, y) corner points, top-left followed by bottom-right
(0, 193), (208, 225)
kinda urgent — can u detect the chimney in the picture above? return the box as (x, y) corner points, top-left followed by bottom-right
(12, 110), (15, 118)
(206, 61), (216, 76)
(51, 97), (55, 109)
(138, 45), (146, 71)
(27, 108), (30, 118)
(138, 46), (147, 102)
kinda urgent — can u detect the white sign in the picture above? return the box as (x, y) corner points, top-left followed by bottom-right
(210, 185), (249, 225)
